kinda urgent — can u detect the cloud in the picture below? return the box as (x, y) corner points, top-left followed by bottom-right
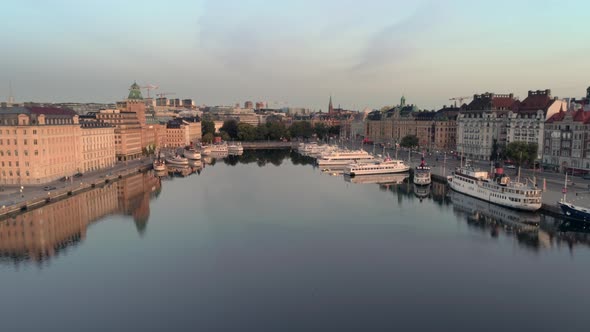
(352, 0), (447, 72)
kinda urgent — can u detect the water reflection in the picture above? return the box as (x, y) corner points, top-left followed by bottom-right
(344, 173), (408, 185)
(0, 172), (161, 264)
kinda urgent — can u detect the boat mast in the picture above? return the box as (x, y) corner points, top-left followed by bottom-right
(563, 172), (568, 202)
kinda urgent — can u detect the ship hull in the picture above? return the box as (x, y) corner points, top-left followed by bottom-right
(447, 176), (541, 212)
(559, 202), (590, 222)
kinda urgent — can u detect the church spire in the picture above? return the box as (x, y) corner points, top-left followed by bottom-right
(328, 95), (334, 114)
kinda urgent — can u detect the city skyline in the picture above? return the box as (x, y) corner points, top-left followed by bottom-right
(2, 0), (590, 110)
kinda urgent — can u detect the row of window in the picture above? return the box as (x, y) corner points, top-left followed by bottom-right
(0, 150), (38, 156)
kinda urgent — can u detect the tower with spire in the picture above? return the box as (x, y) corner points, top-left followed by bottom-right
(400, 95), (406, 107)
(328, 95), (334, 114)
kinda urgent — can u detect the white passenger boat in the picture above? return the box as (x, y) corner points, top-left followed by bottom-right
(413, 158), (431, 185)
(447, 163), (542, 212)
(210, 142), (228, 153)
(228, 142), (244, 155)
(344, 157), (409, 176)
(153, 159), (166, 171)
(317, 150), (375, 167)
(183, 148), (201, 160)
(165, 155), (189, 167)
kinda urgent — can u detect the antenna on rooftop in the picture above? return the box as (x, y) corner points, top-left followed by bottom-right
(8, 80), (15, 105)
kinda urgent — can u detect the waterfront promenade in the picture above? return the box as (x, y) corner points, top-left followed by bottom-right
(0, 157), (153, 217)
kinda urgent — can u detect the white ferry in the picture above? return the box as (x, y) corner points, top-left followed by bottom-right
(317, 150), (375, 167)
(165, 155), (189, 167)
(343, 157), (409, 176)
(210, 142), (228, 153)
(183, 148), (201, 160)
(228, 142), (244, 155)
(413, 158), (431, 185)
(447, 164), (542, 212)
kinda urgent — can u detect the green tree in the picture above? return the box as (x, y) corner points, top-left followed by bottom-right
(220, 119), (239, 139)
(328, 125), (340, 137)
(202, 133), (214, 143)
(237, 123), (257, 141)
(314, 123), (329, 140)
(400, 135), (419, 148)
(267, 121), (288, 140)
(202, 120), (215, 136)
(289, 121), (314, 138)
(505, 142), (538, 166)
(219, 132), (230, 142)
(256, 124), (269, 140)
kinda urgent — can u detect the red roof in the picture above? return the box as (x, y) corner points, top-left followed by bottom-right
(26, 106), (76, 116)
(516, 93), (553, 111)
(491, 96), (518, 109)
(546, 109), (590, 124)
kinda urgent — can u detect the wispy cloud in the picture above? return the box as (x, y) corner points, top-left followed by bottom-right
(352, 0), (447, 72)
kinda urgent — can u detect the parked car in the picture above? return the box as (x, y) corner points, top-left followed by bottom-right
(506, 164), (516, 169)
(74, 172), (83, 178)
(43, 186), (57, 191)
(59, 176), (67, 182)
(583, 174), (590, 180)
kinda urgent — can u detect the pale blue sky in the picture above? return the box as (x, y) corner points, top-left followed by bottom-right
(1, 0), (589, 110)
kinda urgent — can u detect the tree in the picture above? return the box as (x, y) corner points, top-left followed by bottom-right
(314, 123), (329, 140)
(202, 133), (214, 143)
(202, 120), (215, 136)
(505, 142), (538, 166)
(400, 135), (419, 148)
(237, 123), (257, 141)
(266, 121), (288, 140)
(328, 125), (340, 137)
(219, 132), (230, 142)
(220, 119), (239, 139)
(289, 121), (314, 139)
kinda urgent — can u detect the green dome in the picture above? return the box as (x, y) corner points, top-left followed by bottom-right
(128, 82), (143, 100)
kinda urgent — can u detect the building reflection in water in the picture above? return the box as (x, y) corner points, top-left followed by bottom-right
(0, 172), (161, 264)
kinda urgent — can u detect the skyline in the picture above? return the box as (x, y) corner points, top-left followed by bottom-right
(2, 0), (590, 110)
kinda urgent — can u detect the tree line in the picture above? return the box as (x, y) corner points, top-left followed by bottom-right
(201, 119), (340, 143)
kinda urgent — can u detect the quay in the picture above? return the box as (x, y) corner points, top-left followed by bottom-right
(240, 141), (297, 149)
(0, 159), (153, 219)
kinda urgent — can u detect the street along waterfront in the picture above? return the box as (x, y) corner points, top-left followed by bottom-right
(1, 150), (589, 331)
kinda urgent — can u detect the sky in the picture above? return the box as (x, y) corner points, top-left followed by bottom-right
(1, 0), (590, 110)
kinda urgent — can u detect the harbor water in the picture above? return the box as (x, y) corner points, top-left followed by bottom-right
(1, 150), (589, 331)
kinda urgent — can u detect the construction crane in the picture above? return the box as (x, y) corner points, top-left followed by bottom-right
(156, 92), (175, 99)
(141, 84), (159, 99)
(449, 96), (470, 107)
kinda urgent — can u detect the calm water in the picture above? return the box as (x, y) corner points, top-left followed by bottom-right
(1, 150), (589, 331)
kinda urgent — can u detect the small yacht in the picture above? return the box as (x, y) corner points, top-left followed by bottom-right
(165, 155), (189, 167)
(228, 142), (244, 155)
(183, 148), (201, 160)
(447, 162), (542, 211)
(413, 157), (431, 185)
(344, 157), (409, 176)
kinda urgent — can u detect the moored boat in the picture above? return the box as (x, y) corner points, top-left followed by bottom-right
(447, 162), (542, 212)
(183, 148), (201, 160)
(165, 155), (189, 167)
(317, 149), (375, 167)
(344, 157), (409, 176)
(558, 173), (590, 222)
(153, 159), (166, 171)
(413, 157), (431, 185)
(228, 142), (244, 155)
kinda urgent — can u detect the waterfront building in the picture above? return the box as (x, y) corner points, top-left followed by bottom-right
(456, 93), (518, 160)
(433, 106), (459, 151)
(508, 89), (566, 160)
(80, 121), (117, 173)
(542, 108), (590, 173)
(164, 118), (202, 148)
(94, 109), (143, 161)
(244, 101), (254, 109)
(255, 101), (266, 109)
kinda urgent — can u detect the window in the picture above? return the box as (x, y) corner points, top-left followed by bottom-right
(34, 139), (38, 145)
(24, 139), (27, 145)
